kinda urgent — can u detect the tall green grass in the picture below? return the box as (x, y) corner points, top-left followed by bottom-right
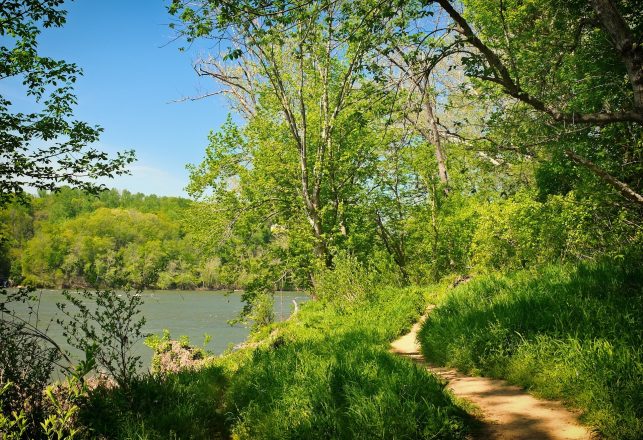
(418, 258), (642, 439)
(80, 365), (229, 439)
(225, 286), (470, 439)
(80, 286), (470, 439)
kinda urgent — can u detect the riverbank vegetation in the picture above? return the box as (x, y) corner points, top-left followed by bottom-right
(419, 257), (642, 439)
(2, 0), (642, 438)
(75, 283), (470, 439)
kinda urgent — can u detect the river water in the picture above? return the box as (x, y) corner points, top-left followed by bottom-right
(6, 289), (307, 375)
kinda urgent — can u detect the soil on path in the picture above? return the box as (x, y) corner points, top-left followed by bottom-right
(390, 308), (593, 440)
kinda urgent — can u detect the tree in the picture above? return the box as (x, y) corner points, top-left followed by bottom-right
(428, 0), (643, 205)
(171, 0), (417, 267)
(205, 1), (642, 206)
(0, 0), (134, 206)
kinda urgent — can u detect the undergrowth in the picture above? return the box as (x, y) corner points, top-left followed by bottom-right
(418, 258), (642, 439)
(80, 365), (228, 439)
(80, 285), (470, 439)
(224, 286), (469, 439)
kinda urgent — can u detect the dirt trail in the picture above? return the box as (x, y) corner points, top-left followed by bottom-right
(390, 309), (593, 440)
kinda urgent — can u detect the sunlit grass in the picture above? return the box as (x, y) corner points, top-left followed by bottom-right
(80, 286), (471, 439)
(225, 286), (470, 439)
(419, 258), (642, 439)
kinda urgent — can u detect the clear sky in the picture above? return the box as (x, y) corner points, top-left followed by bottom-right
(24, 0), (230, 197)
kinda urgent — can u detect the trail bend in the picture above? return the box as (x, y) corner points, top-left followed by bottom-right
(390, 308), (594, 440)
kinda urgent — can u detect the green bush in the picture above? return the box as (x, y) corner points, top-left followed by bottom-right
(406, 193), (479, 281)
(418, 258), (643, 439)
(469, 191), (641, 272)
(312, 251), (374, 306)
(57, 289), (147, 390)
(1, 288), (62, 438)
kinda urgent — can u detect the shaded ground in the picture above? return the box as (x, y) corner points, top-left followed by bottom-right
(390, 309), (593, 440)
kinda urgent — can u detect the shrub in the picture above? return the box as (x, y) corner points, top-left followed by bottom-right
(0, 288), (62, 438)
(469, 191), (641, 272)
(80, 365), (228, 439)
(312, 251), (373, 306)
(57, 289), (147, 391)
(1, 288), (95, 439)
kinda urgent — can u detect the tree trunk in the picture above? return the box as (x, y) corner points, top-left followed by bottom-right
(422, 92), (450, 195)
(591, 0), (643, 110)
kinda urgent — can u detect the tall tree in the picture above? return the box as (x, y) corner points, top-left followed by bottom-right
(429, 0), (643, 205)
(172, 0), (403, 265)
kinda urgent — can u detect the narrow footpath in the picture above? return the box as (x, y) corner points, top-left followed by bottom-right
(390, 308), (593, 440)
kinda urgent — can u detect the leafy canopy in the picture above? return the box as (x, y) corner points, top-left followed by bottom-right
(0, 0), (135, 206)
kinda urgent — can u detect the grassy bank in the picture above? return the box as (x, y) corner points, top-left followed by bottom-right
(81, 285), (471, 439)
(418, 258), (642, 439)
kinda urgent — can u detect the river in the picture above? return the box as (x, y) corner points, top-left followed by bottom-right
(5, 289), (307, 377)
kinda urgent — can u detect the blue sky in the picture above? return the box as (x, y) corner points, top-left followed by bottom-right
(12, 1), (230, 197)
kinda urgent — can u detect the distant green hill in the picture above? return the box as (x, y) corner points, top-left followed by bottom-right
(0, 188), (225, 290)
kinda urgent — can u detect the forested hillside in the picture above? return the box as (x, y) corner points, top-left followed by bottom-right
(0, 188), (224, 290)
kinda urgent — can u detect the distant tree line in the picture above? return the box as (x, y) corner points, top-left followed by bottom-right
(0, 188), (254, 290)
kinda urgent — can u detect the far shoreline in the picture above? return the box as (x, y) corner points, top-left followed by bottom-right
(7, 286), (307, 294)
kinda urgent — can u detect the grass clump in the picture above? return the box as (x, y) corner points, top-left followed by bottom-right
(79, 365), (228, 439)
(418, 258), (642, 439)
(225, 286), (470, 439)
